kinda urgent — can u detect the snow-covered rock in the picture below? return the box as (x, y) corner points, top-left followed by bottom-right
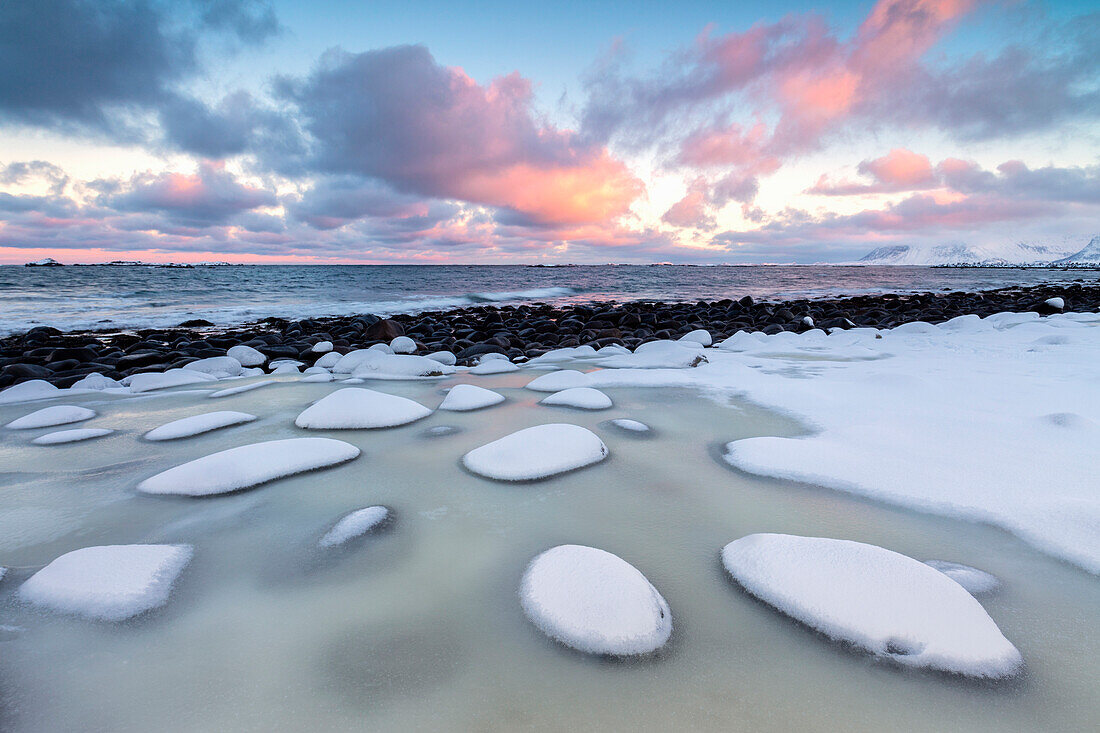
(227, 345), (267, 367)
(5, 405), (96, 430)
(300, 372), (333, 383)
(1043, 297), (1065, 311)
(469, 360), (519, 375)
(598, 340), (707, 369)
(182, 356), (243, 378)
(390, 336), (417, 354)
(144, 411), (257, 441)
(463, 424), (608, 481)
(295, 387), (431, 429)
(610, 419), (650, 432)
(679, 329), (712, 346)
(0, 379), (60, 404)
(540, 387), (612, 410)
(311, 341), (333, 354)
(438, 384), (505, 411)
(319, 506), (390, 547)
(32, 428), (113, 445)
(209, 380), (275, 398)
(127, 369), (216, 393)
(18, 544), (193, 621)
(721, 534), (1022, 677)
(924, 560), (1000, 595)
(137, 438), (360, 496)
(70, 373), (122, 391)
(314, 352), (341, 369)
(426, 350), (457, 366)
(352, 354), (456, 379)
(520, 544), (671, 656)
(525, 370), (593, 392)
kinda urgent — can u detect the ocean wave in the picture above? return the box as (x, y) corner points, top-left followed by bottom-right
(467, 286), (580, 303)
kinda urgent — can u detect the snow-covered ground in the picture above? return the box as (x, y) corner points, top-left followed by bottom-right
(0, 310), (1098, 731)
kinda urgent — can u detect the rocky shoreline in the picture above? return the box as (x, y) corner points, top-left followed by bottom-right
(3, 282), (1097, 389)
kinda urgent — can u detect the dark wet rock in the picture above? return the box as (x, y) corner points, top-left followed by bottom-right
(178, 318), (215, 327)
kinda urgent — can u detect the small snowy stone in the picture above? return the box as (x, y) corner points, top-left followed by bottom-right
(209, 380), (274, 398)
(270, 363), (301, 375)
(470, 360), (519, 375)
(924, 561), (1001, 595)
(390, 336), (417, 354)
(311, 341), (334, 354)
(70, 373), (122, 391)
(319, 506), (390, 547)
(295, 387), (431, 429)
(463, 424), (608, 481)
(1044, 297), (1065, 311)
(137, 438), (360, 496)
(525, 370), (593, 392)
(610, 419), (650, 432)
(438, 384), (505, 411)
(18, 544), (193, 621)
(128, 369), (216, 393)
(679, 329), (712, 346)
(227, 345), (267, 366)
(301, 373), (333, 383)
(479, 353), (510, 362)
(0, 379), (60, 405)
(721, 534), (1022, 678)
(144, 411), (257, 441)
(314, 352), (342, 369)
(6, 405), (96, 430)
(540, 387), (612, 410)
(32, 428), (113, 445)
(520, 545), (671, 656)
(182, 356), (243, 378)
(802, 316), (816, 328)
(426, 351), (457, 366)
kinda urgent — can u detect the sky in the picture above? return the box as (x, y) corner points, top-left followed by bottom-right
(0, 0), (1097, 264)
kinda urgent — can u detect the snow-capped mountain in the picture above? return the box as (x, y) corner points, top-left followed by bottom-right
(1054, 236), (1100, 264)
(855, 241), (1080, 266)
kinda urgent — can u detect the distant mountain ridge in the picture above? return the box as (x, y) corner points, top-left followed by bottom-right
(855, 239), (1096, 266)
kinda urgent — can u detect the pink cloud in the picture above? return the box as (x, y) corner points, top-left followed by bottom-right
(809, 148), (938, 195)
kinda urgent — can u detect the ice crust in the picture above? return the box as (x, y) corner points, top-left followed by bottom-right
(539, 387), (613, 410)
(145, 411), (257, 441)
(6, 405), (96, 430)
(463, 424), (608, 481)
(319, 506), (390, 547)
(437, 384), (505, 411)
(137, 438), (360, 496)
(18, 544), (193, 621)
(520, 544), (671, 655)
(721, 534), (1022, 677)
(32, 428), (113, 445)
(209, 380), (275, 398)
(295, 388), (431, 429)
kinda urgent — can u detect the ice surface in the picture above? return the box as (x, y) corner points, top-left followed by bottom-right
(437, 384), (505, 411)
(721, 534), (1021, 677)
(18, 544), (193, 621)
(5, 405), (96, 430)
(0, 379), (60, 404)
(925, 560), (1000, 595)
(227, 345), (267, 366)
(540, 387), (613, 410)
(144, 411), (257, 441)
(295, 387), (431, 429)
(390, 336), (417, 353)
(520, 544), (671, 655)
(610, 418), (650, 432)
(319, 506), (390, 547)
(525, 370), (593, 392)
(32, 428), (113, 445)
(463, 424), (608, 481)
(137, 438), (360, 496)
(127, 369), (216, 393)
(469, 360), (519, 375)
(209, 380), (275, 398)
(182, 356), (243, 378)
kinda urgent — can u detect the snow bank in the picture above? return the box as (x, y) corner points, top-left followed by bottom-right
(438, 384), (505, 411)
(525, 370), (593, 392)
(319, 506), (390, 547)
(597, 340), (708, 369)
(295, 387), (431, 429)
(540, 387), (613, 410)
(463, 424), (608, 481)
(209, 380), (275, 398)
(145, 411), (257, 441)
(469, 360), (519, 375)
(182, 356), (243, 378)
(721, 534), (1021, 678)
(520, 544), (671, 655)
(127, 369), (216, 393)
(18, 544), (193, 621)
(32, 428), (113, 445)
(6, 405), (96, 430)
(227, 345), (267, 366)
(0, 379), (60, 405)
(137, 438), (360, 496)
(925, 560), (1000, 595)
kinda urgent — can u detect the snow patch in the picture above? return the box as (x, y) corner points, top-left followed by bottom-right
(438, 384), (505, 411)
(525, 370), (593, 392)
(295, 387), (431, 429)
(319, 506), (390, 547)
(540, 387), (613, 410)
(145, 411), (257, 441)
(32, 428), (113, 445)
(6, 405), (96, 430)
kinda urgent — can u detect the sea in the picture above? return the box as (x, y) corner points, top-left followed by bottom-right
(1, 264), (1097, 335)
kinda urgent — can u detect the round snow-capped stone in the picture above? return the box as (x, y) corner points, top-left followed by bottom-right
(540, 387), (612, 410)
(463, 424), (608, 481)
(227, 344), (267, 366)
(390, 336), (417, 354)
(295, 388), (431, 429)
(6, 405), (95, 430)
(438, 384), (505, 411)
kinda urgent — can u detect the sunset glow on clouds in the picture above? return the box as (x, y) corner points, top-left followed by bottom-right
(0, 0), (1097, 263)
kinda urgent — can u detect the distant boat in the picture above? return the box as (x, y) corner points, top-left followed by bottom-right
(25, 257), (63, 267)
